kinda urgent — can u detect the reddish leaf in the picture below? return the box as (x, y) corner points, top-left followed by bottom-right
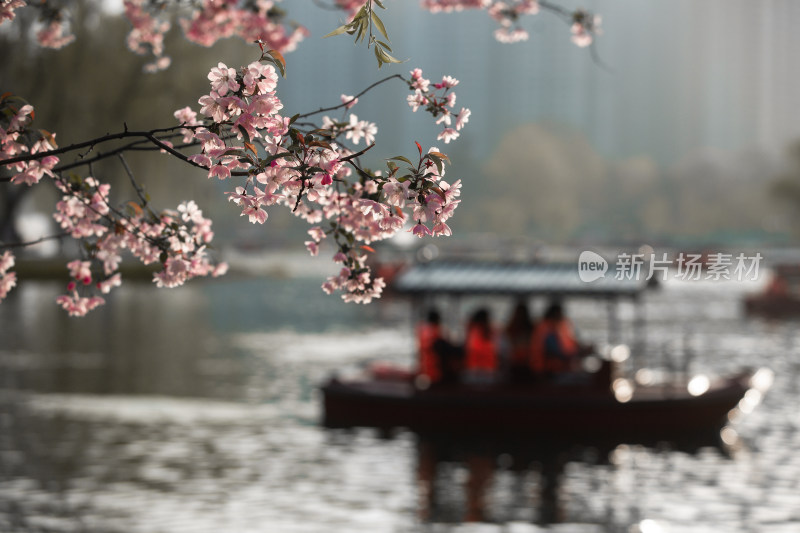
(127, 202), (143, 216)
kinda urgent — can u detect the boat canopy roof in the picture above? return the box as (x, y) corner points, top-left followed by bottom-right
(392, 261), (650, 299)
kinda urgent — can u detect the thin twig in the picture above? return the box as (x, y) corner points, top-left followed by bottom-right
(0, 233), (68, 249)
(340, 143), (375, 163)
(117, 153), (150, 208)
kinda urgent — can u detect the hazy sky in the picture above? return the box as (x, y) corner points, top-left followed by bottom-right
(273, 0), (800, 169)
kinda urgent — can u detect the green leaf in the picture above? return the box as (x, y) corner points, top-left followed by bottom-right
(374, 45), (404, 68)
(427, 151), (450, 162)
(370, 11), (389, 41)
(237, 124), (251, 143)
(265, 49), (286, 77)
(374, 0), (385, 9)
(323, 24), (349, 38)
(389, 155), (414, 166)
(309, 140), (333, 150)
(355, 17), (367, 42)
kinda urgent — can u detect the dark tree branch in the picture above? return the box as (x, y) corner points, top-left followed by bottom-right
(0, 125), (188, 168)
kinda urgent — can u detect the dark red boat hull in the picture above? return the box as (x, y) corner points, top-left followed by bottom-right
(322, 371), (755, 441)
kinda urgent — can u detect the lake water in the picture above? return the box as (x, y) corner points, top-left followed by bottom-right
(1, 262), (799, 533)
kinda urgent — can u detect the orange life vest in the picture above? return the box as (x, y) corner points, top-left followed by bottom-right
(530, 319), (579, 373)
(464, 325), (497, 372)
(417, 323), (442, 382)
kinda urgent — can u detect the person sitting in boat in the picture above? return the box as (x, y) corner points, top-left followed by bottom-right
(500, 300), (535, 384)
(530, 301), (587, 378)
(416, 309), (445, 387)
(463, 308), (498, 384)
(416, 309), (462, 387)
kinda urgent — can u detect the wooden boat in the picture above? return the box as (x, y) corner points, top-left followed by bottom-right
(321, 260), (769, 440)
(322, 367), (763, 441)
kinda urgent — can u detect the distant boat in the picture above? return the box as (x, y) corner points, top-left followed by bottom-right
(321, 260), (770, 441)
(744, 264), (800, 319)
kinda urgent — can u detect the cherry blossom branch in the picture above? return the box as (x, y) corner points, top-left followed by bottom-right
(53, 132), (184, 173)
(0, 125), (188, 170)
(296, 74), (405, 119)
(339, 143), (375, 163)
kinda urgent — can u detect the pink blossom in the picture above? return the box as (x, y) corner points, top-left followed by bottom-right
(0, 250), (14, 273)
(411, 223), (432, 238)
(8, 104), (33, 131)
(435, 75), (459, 89)
(188, 153), (212, 167)
(174, 106), (198, 125)
(209, 164), (231, 180)
(97, 273), (122, 294)
(494, 26), (529, 43)
(96, 248), (122, 276)
(36, 20), (76, 49)
(212, 262), (229, 277)
(455, 107), (471, 130)
(0, 271), (16, 300)
(67, 260), (93, 285)
(245, 62), (278, 94)
(382, 180), (410, 206)
(308, 226), (326, 242)
(56, 292), (105, 316)
(432, 221), (452, 236)
(153, 256), (190, 288)
(198, 93), (227, 122)
(571, 23), (592, 47)
(380, 215), (405, 232)
(177, 200), (202, 222)
(341, 94), (358, 109)
(407, 89), (427, 112)
(345, 114), (377, 145)
(208, 62), (240, 95)
(437, 128), (459, 144)
(410, 68), (430, 92)
(242, 204), (268, 224)
(144, 56), (172, 73)
(0, 0), (26, 23)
